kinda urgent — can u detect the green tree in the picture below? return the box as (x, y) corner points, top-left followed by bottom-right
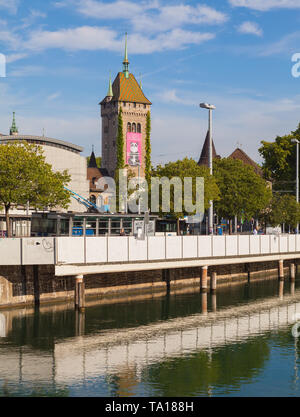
(0, 142), (71, 237)
(151, 158), (219, 234)
(145, 111), (152, 185)
(259, 123), (300, 192)
(213, 158), (272, 231)
(260, 193), (300, 229)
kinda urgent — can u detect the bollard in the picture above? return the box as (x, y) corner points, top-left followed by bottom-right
(75, 274), (85, 311)
(290, 263), (296, 282)
(210, 272), (217, 293)
(278, 260), (284, 280)
(201, 266), (208, 293)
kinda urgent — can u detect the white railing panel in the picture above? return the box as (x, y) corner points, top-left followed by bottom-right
(0, 238), (21, 265)
(260, 235), (270, 254)
(213, 236), (226, 257)
(289, 235), (296, 252)
(129, 237), (148, 262)
(296, 235), (300, 251)
(238, 235), (250, 256)
(57, 237), (84, 264)
(279, 236), (288, 253)
(198, 236), (212, 257)
(148, 236), (166, 260)
(166, 236), (182, 260)
(22, 237), (55, 265)
(270, 235), (279, 253)
(182, 236), (198, 259)
(107, 237), (128, 263)
(85, 237), (107, 264)
(225, 236), (238, 256)
(250, 236), (260, 255)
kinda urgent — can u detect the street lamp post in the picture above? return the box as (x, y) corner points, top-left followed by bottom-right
(200, 103), (216, 235)
(292, 138), (299, 234)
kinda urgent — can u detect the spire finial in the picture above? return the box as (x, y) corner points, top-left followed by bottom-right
(123, 32), (129, 79)
(107, 70), (113, 97)
(10, 111), (18, 136)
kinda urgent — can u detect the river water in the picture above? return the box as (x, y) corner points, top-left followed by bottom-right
(1, 275), (300, 397)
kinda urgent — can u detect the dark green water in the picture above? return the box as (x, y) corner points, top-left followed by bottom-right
(1, 275), (300, 397)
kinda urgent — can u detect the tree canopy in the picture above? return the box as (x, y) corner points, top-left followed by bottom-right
(0, 142), (71, 237)
(151, 157), (220, 220)
(213, 158), (272, 221)
(259, 123), (300, 192)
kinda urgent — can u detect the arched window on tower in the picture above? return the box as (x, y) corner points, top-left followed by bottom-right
(132, 123), (136, 133)
(127, 122), (132, 132)
(137, 123), (141, 133)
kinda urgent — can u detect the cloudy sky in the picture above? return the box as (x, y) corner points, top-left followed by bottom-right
(1, 0), (300, 165)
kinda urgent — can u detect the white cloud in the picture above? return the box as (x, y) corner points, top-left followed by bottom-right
(238, 21), (263, 36)
(58, 0), (227, 33)
(23, 26), (215, 53)
(0, 0), (19, 14)
(47, 92), (62, 101)
(229, 0), (300, 11)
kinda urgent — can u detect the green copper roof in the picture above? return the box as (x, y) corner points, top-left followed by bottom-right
(10, 112), (18, 134)
(123, 33), (129, 79)
(107, 71), (113, 97)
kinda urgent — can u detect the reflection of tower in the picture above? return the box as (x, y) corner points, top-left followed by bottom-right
(100, 33), (152, 178)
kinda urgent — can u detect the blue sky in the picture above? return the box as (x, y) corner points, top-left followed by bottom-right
(1, 0), (300, 165)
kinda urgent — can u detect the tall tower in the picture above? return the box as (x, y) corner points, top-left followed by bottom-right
(100, 34), (152, 178)
(10, 112), (18, 136)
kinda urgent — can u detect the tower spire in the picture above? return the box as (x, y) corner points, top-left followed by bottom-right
(107, 71), (113, 97)
(123, 32), (129, 79)
(10, 111), (18, 136)
(139, 73), (143, 90)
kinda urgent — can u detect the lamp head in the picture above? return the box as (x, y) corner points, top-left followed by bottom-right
(200, 103), (216, 110)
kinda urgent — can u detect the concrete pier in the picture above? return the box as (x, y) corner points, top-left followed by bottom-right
(290, 263), (296, 281)
(202, 292), (208, 315)
(163, 269), (171, 293)
(211, 293), (217, 312)
(75, 274), (85, 311)
(210, 272), (217, 293)
(278, 260), (284, 280)
(201, 266), (208, 293)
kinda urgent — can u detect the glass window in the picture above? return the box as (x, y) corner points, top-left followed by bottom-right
(137, 123), (141, 133)
(132, 123), (136, 133)
(127, 122), (132, 132)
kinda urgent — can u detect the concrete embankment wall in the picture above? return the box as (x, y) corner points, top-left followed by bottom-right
(0, 260), (295, 309)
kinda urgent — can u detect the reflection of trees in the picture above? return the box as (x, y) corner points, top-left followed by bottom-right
(0, 382), (69, 397)
(144, 337), (270, 396)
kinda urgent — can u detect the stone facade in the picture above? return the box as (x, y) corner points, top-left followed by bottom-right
(101, 100), (151, 178)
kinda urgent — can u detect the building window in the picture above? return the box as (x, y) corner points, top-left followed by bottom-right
(104, 126), (108, 134)
(132, 123), (136, 133)
(123, 102), (126, 107)
(137, 123), (141, 133)
(144, 104), (146, 109)
(90, 195), (96, 204)
(133, 103), (136, 108)
(127, 122), (132, 132)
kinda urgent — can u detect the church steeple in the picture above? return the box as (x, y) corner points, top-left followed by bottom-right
(88, 146), (98, 168)
(10, 112), (18, 136)
(123, 32), (129, 79)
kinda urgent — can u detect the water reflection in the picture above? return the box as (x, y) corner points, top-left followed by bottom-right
(0, 277), (300, 396)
